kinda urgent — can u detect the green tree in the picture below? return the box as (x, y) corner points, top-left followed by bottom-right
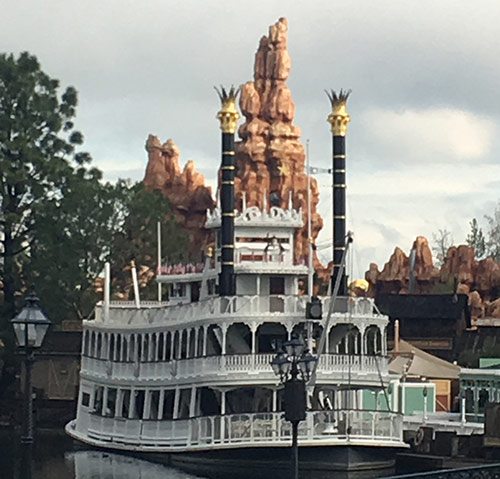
(27, 167), (125, 323)
(110, 182), (188, 300)
(0, 52), (89, 326)
(466, 218), (486, 260)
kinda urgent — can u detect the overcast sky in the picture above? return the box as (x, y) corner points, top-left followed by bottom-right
(3, 1), (500, 277)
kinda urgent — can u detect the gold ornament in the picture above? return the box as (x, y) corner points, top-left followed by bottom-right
(215, 85), (240, 134)
(326, 89), (351, 136)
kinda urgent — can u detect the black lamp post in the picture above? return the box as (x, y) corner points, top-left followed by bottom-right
(271, 337), (317, 479)
(10, 290), (51, 445)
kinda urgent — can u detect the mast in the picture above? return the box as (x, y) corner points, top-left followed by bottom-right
(215, 86), (239, 297)
(326, 89), (351, 296)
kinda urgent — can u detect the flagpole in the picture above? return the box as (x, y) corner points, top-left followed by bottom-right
(307, 139), (313, 299)
(157, 220), (162, 303)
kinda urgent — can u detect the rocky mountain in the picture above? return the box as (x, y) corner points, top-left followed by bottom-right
(143, 135), (214, 257)
(143, 17), (323, 263)
(366, 237), (500, 319)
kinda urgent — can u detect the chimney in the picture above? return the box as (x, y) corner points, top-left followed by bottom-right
(326, 89), (351, 295)
(215, 86), (239, 297)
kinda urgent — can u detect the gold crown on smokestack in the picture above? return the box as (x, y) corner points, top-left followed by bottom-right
(215, 85), (240, 134)
(326, 89), (351, 136)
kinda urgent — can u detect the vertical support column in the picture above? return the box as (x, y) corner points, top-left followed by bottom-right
(216, 86), (239, 297)
(251, 323), (258, 354)
(326, 90), (351, 295)
(173, 388), (180, 420)
(189, 386), (197, 418)
(192, 328), (198, 358)
(221, 324), (228, 356)
(203, 326), (208, 357)
(129, 388), (136, 419)
(158, 389), (165, 420)
(102, 387), (109, 416)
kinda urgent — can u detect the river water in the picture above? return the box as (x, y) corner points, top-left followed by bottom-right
(0, 433), (205, 479)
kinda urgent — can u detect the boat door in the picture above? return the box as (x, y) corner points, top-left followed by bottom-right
(269, 276), (284, 312)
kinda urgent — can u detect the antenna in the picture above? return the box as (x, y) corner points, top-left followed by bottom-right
(306, 139), (313, 299)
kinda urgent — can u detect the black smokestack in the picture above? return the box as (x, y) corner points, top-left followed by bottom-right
(326, 89), (351, 295)
(215, 86), (239, 297)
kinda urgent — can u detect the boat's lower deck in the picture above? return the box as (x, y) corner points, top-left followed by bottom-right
(67, 408), (407, 478)
(71, 441), (401, 479)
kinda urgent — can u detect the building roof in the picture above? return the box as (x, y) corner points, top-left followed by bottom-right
(376, 293), (471, 326)
(389, 339), (461, 380)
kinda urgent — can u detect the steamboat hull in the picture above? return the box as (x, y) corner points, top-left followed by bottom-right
(67, 424), (401, 479)
(168, 445), (398, 479)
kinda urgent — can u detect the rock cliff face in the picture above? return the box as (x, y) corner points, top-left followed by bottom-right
(143, 17), (323, 264)
(235, 17), (322, 262)
(367, 238), (500, 319)
(143, 135), (214, 256)
(366, 237), (439, 295)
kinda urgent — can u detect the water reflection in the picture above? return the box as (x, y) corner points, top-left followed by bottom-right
(0, 431), (204, 479)
(67, 450), (205, 479)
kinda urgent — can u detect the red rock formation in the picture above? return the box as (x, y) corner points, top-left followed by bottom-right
(367, 237), (439, 295)
(143, 135), (214, 255)
(235, 17), (323, 262)
(440, 245), (475, 288)
(143, 18), (323, 266)
(366, 238), (500, 319)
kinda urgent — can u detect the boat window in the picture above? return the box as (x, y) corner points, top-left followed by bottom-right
(96, 334), (102, 359)
(137, 336), (142, 363)
(121, 390), (131, 418)
(269, 276), (285, 295)
(206, 326), (222, 356)
(109, 335), (115, 361)
(162, 390), (175, 420)
(133, 390), (146, 419)
(226, 387), (273, 414)
(226, 323), (251, 354)
(90, 332), (96, 357)
(143, 335), (149, 362)
(93, 386), (104, 415)
(105, 388), (117, 417)
(150, 390), (160, 420)
(158, 334), (164, 361)
(256, 323), (287, 353)
(198, 388), (219, 416)
(83, 332), (89, 356)
(81, 392), (90, 407)
(178, 389), (192, 419)
(188, 329), (196, 358)
(122, 337), (128, 362)
(116, 335), (122, 361)
(165, 332), (172, 361)
(180, 330), (188, 359)
(197, 328), (204, 357)
(152, 334), (158, 361)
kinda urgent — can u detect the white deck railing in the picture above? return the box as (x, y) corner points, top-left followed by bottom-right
(84, 409), (403, 449)
(81, 353), (388, 383)
(95, 296), (381, 326)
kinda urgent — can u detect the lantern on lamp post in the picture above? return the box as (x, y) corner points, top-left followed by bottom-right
(271, 336), (317, 479)
(10, 290), (51, 445)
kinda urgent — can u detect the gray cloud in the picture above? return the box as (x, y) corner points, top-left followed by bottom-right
(3, 0), (500, 269)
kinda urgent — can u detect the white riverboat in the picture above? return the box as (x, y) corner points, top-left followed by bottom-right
(66, 199), (405, 478)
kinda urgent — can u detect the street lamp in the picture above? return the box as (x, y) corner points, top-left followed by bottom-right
(10, 290), (51, 444)
(271, 337), (317, 479)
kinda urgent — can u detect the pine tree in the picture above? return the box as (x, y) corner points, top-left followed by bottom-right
(466, 218), (486, 259)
